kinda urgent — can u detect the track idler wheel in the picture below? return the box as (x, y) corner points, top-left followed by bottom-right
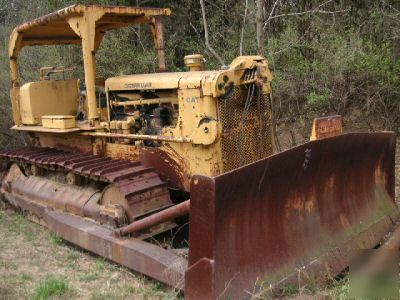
(66, 171), (82, 186)
(30, 165), (42, 176)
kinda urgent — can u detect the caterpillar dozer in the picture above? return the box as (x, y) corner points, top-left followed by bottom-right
(1, 5), (398, 299)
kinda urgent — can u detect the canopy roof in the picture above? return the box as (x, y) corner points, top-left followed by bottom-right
(9, 4), (171, 58)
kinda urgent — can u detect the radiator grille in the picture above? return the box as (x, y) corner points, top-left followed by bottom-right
(218, 85), (274, 172)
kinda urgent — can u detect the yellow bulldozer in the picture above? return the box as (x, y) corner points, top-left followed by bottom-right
(1, 5), (398, 299)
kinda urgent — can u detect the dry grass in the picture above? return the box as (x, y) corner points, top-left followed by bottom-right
(242, 268), (350, 300)
(0, 209), (181, 300)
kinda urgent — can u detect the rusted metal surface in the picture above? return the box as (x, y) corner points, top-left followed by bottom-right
(35, 132), (94, 154)
(0, 147), (174, 226)
(2, 189), (47, 224)
(104, 143), (140, 161)
(185, 258), (214, 299)
(185, 132), (399, 299)
(12, 4), (171, 35)
(151, 15), (167, 72)
(3, 163), (123, 227)
(82, 131), (192, 143)
(11, 173), (101, 217)
(45, 209), (186, 288)
(9, 5), (171, 57)
(218, 85), (274, 173)
(117, 200), (190, 237)
(382, 224), (400, 250)
(140, 147), (187, 191)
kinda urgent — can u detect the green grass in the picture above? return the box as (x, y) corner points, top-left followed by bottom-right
(328, 278), (349, 299)
(32, 275), (71, 300)
(49, 233), (63, 246)
(0, 257), (17, 271)
(9, 212), (25, 233)
(90, 291), (119, 300)
(79, 271), (100, 282)
(19, 273), (33, 282)
(280, 283), (299, 296)
(94, 257), (107, 272)
(65, 251), (79, 260)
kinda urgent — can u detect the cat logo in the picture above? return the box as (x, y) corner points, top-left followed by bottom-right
(185, 97), (199, 103)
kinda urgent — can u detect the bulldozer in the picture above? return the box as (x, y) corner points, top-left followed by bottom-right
(0, 4), (398, 299)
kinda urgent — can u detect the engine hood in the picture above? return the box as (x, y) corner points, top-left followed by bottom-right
(105, 70), (223, 91)
(105, 56), (273, 98)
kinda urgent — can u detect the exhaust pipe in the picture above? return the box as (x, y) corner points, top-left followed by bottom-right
(115, 200), (190, 237)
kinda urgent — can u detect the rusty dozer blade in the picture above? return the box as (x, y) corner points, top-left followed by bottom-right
(185, 132), (399, 299)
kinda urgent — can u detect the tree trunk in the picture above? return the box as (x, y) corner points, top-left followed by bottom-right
(256, 0), (265, 56)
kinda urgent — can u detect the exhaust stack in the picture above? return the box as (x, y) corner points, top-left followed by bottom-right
(184, 54), (205, 71)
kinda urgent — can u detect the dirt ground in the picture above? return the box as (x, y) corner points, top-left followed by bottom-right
(0, 209), (180, 299)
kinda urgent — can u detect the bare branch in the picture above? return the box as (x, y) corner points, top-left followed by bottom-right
(239, 0), (248, 56)
(263, 0), (349, 29)
(383, 4), (400, 17)
(269, 8), (349, 20)
(388, 3), (400, 14)
(199, 0), (226, 67)
(266, 0), (280, 24)
(270, 41), (306, 55)
(129, 27), (146, 52)
(189, 22), (201, 39)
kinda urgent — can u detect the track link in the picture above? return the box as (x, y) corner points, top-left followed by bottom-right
(0, 147), (174, 222)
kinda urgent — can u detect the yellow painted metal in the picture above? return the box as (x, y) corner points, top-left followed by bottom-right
(105, 56), (272, 96)
(84, 132), (192, 143)
(111, 97), (177, 107)
(8, 5), (171, 125)
(11, 125), (81, 134)
(162, 57), (273, 188)
(42, 115), (76, 129)
(66, 9), (104, 122)
(39, 67), (75, 80)
(9, 58), (21, 125)
(8, 5), (171, 56)
(7, 5), (275, 192)
(102, 56), (271, 189)
(184, 54), (205, 71)
(105, 72), (206, 90)
(19, 79), (78, 125)
(150, 16), (167, 71)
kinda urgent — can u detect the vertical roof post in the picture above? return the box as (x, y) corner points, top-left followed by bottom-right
(9, 58), (22, 125)
(9, 31), (22, 86)
(151, 16), (167, 72)
(67, 8), (104, 126)
(8, 32), (23, 125)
